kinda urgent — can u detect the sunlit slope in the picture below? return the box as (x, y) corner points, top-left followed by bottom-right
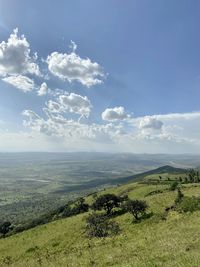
(0, 173), (199, 267)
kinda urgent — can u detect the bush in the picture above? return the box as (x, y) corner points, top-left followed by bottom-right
(86, 213), (120, 238)
(177, 196), (200, 213)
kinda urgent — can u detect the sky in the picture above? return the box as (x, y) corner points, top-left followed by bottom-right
(0, 0), (200, 153)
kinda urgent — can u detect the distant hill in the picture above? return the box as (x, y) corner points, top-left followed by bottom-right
(55, 165), (186, 194)
(112, 165), (186, 185)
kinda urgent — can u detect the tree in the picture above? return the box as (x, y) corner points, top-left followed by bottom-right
(91, 194), (121, 215)
(124, 199), (148, 220)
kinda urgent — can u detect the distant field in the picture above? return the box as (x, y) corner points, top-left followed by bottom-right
(0, 152), (199, 224)
(0, 171), (199, 267)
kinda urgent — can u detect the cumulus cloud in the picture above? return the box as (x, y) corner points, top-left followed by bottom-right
(0, 28), (40, 77)
(20, 107), (200, 153)
(22, 108), (119, 143)
(102, 106), (130, 121)
(139, 116), (163, 130)
(59, 93), (92, 117)
(46, 93), (92, 117)
(46, 41), (104, 87)
(38, 82), (48, 96)
(45, 100), (61, 113)
(2, 75), (35, 92)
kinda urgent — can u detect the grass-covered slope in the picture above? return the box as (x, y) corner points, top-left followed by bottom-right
(0, 170), (200, 267)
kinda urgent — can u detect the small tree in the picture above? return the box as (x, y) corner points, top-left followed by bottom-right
(170, 181), (179, 191)
(92, 194), (121, 215)
(124, 200), (148, 221)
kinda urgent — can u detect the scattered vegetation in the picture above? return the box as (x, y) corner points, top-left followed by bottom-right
(177, 196), (200, 213)
(0, 167), (199, 267)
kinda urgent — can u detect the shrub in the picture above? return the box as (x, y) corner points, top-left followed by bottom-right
(124, 199), (148, 221)
(86, 213), (120, 238)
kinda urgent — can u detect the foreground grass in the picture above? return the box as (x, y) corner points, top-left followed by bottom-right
(0, 180), (199, 267)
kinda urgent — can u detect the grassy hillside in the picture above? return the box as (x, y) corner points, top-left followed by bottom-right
(0, 170), (199, 267)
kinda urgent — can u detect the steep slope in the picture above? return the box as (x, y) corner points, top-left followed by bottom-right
(0, 169), (199, 267)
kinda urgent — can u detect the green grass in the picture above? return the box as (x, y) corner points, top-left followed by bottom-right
(0, 172), (199, 267)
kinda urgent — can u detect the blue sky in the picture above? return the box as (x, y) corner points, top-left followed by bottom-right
(0, 0), (200, 153)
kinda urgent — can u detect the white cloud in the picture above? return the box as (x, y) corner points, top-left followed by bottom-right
(45, 100), (61, 113)
(22, 106), (124, 145)
(2, 75), (34, 92)
(155, 112), (200, 121)
(38, 82), (48, 96)
(139, 116), (163, 130)
(46, 93), (92, 117)
(20, 109), (200, 153)
(102, 106), (130, 121)
(0, 28), (40, 77)
(58, 93), (92, 117)
(46, 41), (104, 87)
